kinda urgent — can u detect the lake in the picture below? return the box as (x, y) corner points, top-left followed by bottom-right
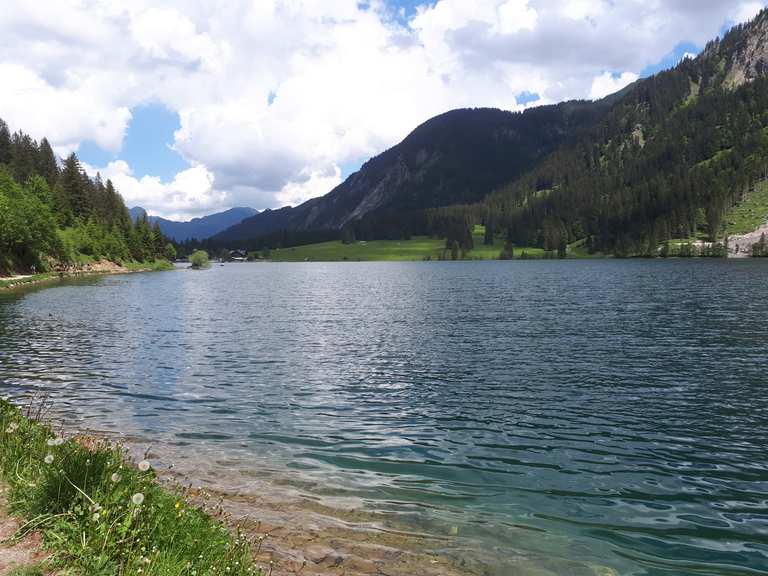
(1, 261), (767, 575)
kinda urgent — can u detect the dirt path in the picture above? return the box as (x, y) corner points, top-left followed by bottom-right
(0, 486), (48, 575)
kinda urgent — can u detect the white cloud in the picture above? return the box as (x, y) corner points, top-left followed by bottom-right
(560, 0), (605, 21)
(85, 160), (224, 221)
(0, 63), (131, 155)
(733, 2), (765, 23)
(0, 0), (765, 218)
(588, 71), (639, 100)
(498, 1), (539, 34)
(276, 166), (343, 208)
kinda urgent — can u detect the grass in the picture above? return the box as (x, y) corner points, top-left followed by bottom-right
(8, 566), (46, 576)
(122, 260), (174, 272)
(725, 180), (768, 236)
(0, 400), (262, 575)
(0, 273), (60, 289)
(268, 234), (561, 262)
(568, 238), (598, 258)
(270, 237), (446, 261)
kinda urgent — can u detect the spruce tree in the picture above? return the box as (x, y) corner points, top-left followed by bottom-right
(37, 138), (59, 190)
(0, 120), (11, 165)
(58, 153), (89, 222)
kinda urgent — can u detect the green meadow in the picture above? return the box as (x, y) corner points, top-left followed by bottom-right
(268, 229), (563, 262)
(725, 180), (768, 235)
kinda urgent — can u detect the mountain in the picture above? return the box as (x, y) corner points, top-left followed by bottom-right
(213, 9), (768, 256)
(212, 103), (611, 244)
(128, 206), (147, 222)
(489, 9), (768, 254)
(129, 207), (258, 242)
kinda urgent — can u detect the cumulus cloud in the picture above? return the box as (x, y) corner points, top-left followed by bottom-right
(84, 160), (224, 222)
(0, 0), (765, 219)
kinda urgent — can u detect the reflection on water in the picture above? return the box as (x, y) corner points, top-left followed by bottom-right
(1, 261), (768, 575)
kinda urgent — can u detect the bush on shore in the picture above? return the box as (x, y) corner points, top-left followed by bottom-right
(190, 250), (210, 269)
(0, 400), (262, 575)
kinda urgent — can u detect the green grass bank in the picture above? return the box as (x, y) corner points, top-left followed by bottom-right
(0, 400), (261, 575)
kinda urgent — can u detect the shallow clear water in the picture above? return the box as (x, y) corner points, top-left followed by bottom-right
(1, 261), (767, 575)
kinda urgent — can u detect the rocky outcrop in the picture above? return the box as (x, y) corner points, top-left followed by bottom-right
(702, 9), (768, 89)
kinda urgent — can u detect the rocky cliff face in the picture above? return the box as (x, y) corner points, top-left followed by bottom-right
(704, 9), (768, 88)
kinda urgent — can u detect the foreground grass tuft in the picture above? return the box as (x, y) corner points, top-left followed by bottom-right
(0, 400), (261, 576)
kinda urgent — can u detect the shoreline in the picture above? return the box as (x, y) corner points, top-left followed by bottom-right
(0, 260), (174, 291)
(0, 398), (260, 576)
(63, 425), (474, 576)
(0, 400), (474, 576)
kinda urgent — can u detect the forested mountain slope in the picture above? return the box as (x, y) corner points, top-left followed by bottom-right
(481, 9), (768, 256)
(213, 103), (611, 244)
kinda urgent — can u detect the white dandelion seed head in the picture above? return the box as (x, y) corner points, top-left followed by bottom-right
(44, 454), (54, 464)
(46, 438), (55, 446)
(111, 472), (121, 483)
(92, 512), (101, 522)
(131, 492), (145, 506)
(138, 460), (151, 472)
(54, 437), (64, 446)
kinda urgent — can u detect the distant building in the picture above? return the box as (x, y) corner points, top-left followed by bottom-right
(229, 249), (247, 262)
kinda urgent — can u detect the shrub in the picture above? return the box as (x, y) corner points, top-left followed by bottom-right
(190, 250), (210, 269)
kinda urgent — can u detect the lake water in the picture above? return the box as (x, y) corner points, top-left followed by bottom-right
(1, 261), (767, 575)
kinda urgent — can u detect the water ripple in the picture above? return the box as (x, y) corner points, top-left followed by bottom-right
(1, 261), (768, 575)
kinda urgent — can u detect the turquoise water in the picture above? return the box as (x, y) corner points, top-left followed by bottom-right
(1, 261), (767, 575)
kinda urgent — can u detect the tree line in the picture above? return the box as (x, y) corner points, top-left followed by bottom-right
(0, 118), (172, 275)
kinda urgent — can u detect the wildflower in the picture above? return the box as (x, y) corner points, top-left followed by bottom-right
(44, 454), (54, 464)
(92, 512), (101, 522)
(111, 472), (121, 483)
(138, 460), (151, 472)
(5, 422), (18, 433)
(54, 437), (64, 446)
(131, 492), (145, 506)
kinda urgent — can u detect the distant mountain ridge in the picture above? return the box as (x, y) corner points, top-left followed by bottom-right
(129, 206), (258, 241)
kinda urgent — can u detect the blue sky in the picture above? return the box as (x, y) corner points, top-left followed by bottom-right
(80, 105), (188, 182)
(6, 0), (759, 219)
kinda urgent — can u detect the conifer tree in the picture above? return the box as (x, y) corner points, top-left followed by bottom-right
(37, 138), (59, 190)
(0, 120), (11, 166)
